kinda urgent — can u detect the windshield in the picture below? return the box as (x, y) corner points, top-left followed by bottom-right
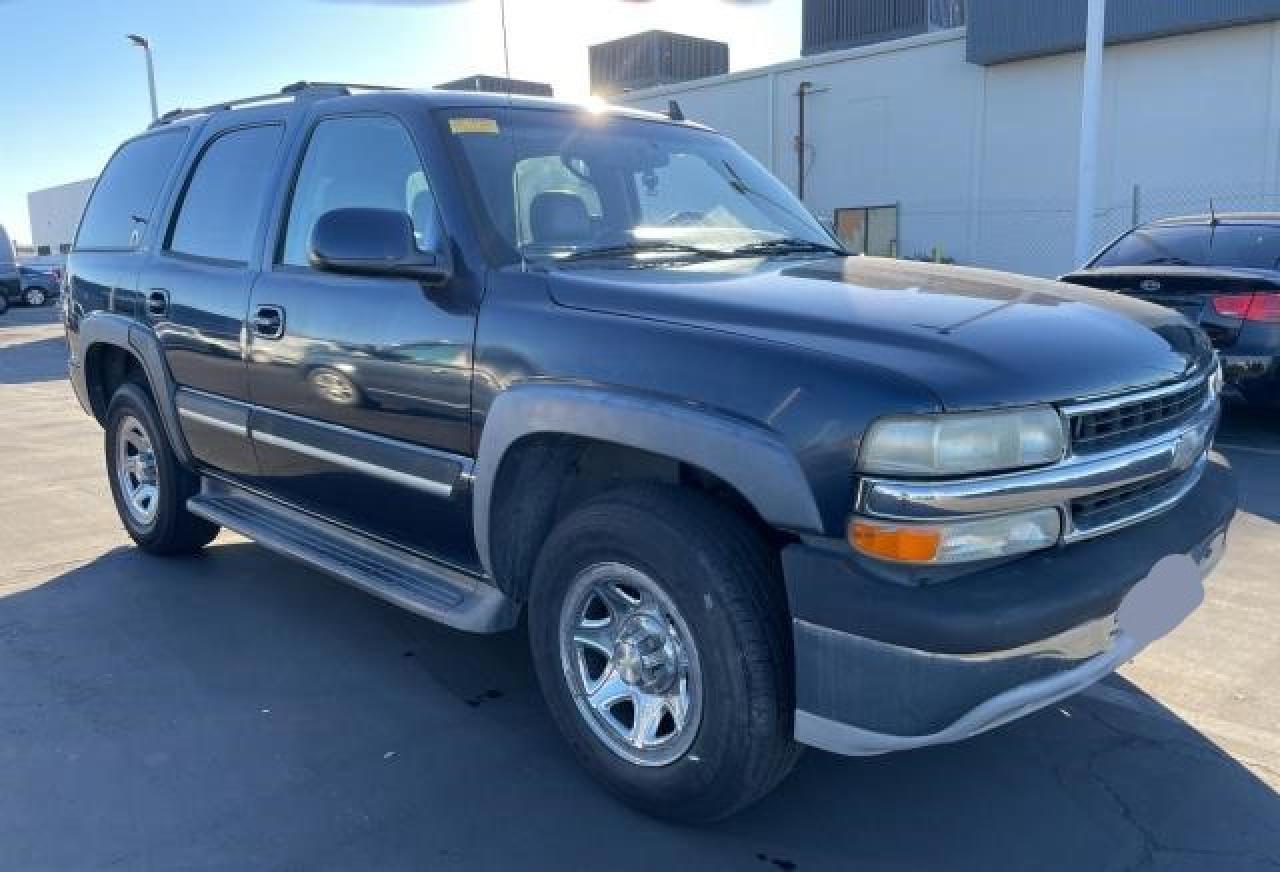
(1092, 223), (1280, 269)
(439, 107), (838, 263)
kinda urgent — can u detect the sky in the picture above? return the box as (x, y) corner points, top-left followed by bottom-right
(0, 0), (801, 245)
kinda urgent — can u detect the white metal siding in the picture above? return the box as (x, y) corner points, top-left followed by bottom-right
(620, 22), (1280, 277)
(27, 178), (95, 253)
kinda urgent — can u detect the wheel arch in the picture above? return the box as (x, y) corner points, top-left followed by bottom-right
(473, 384), (824, 598)
(78, 313), (193, 465)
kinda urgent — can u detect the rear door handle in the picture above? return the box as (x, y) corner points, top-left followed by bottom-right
(146, 289), (168, 317)
(252, 305), (285, 339)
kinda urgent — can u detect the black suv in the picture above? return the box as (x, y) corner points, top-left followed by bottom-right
(65, 83), (1236, 822)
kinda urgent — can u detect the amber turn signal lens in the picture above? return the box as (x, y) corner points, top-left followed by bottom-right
(849, 520), (942, 562)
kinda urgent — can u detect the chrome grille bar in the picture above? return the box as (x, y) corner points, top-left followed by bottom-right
(1063, 375), (1209, 455)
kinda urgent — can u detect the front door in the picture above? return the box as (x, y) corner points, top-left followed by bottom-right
(245, 113), (479, 568)
(144, 121), (285, 477)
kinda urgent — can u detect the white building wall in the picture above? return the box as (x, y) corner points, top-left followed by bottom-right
(619, 21), (1280, 277)
(27, 178), (95, 254)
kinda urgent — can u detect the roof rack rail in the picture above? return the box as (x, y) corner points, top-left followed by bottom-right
(149, 81), (406, 129)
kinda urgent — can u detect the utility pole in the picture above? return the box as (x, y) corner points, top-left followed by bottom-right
(1073, 0), (1106, 265)
(127, 34), (159, 121)
(795, 81), (812, 202)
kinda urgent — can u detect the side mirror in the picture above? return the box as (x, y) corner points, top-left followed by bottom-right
(309, 207), (451, 284)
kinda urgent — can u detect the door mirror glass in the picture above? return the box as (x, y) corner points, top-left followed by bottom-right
(309, 208), (450, 283)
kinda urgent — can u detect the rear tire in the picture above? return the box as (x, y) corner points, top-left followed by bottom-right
(105, 382), (219, 555)
(528, 484), (801, 822)
(24, 286), (47, 307)
(0, 293), (8, 315)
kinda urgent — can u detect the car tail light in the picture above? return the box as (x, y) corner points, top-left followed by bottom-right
(1211, 294), (1254, 318)
(1212, 292), (1280, 322)
(1246, 292), (1280, 322)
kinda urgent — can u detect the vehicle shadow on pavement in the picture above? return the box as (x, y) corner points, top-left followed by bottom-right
(0, 336), (68, 385)
(1, 542), (1277, 871)
(1216, 404), (1280, 526)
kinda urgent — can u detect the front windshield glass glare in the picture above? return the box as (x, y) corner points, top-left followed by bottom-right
(439, 107), (839, 263)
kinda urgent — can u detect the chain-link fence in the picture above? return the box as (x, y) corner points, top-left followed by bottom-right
(893, 180), (1280, 278)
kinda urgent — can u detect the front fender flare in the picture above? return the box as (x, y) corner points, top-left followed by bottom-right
(472, 384), (824, 577)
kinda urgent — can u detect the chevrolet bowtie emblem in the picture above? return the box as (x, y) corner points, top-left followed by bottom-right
(1171, 431), (1202, 471)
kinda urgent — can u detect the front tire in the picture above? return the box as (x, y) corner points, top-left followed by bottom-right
(528, 485), (801, 822)
(105, 382), (219, 554)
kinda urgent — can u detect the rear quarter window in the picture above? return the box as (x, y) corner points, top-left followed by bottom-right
(75, 130), (189, 251)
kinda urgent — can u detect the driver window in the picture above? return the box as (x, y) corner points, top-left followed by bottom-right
(514, 155), (602, 247)
(281, 115), (441, 267)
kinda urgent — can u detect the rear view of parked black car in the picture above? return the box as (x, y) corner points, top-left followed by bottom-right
(1062, 214), (1280, 406)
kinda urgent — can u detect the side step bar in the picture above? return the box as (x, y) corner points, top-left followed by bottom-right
(187, 477), (519, 633)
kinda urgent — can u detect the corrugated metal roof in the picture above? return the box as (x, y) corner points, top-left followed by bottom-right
(435, 74), (553, 97)
(968, 0), (1280, 65)
(589, 30), (729, 96)
(803, 0), (928, 55)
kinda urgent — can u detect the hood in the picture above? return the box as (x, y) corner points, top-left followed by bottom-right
(547, 256), (1212, 410)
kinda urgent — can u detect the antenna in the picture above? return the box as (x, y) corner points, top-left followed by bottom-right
(667, 100), (685, 121)
(1209, 197), (1219, 226)
(498, 0), (511, 90)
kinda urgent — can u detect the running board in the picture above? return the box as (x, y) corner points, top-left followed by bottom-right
(187, 478), (519, 633)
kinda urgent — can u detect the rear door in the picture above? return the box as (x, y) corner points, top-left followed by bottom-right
(141, 118), (287, 476)
(244, 111), (480, 568)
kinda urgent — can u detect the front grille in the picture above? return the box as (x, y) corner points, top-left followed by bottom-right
(1069, 466), (1197, 536)
(1069, 378), (1208, 454)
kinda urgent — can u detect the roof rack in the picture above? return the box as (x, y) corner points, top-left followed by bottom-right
(149, 81), (405, 129)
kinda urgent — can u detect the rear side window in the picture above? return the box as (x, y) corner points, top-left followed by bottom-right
(1093, 224), (1280, 270)
(167, 125), (283, 264)
(76, 130), (188, 250)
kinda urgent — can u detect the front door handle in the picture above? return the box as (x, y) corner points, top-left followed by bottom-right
(146, 289), (168, 317)
(252, 305), (285, 339)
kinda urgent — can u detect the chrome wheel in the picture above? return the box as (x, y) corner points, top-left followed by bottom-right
(558, 562), (702, 767)
(25, 287), (46, 306)
(115, 414), (159, 527)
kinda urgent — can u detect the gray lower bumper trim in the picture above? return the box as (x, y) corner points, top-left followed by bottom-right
(795, 632), (1140, 756)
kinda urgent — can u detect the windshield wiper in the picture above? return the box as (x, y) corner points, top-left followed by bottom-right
(557, 241), (729, 262)
(729, 238), (847, 257)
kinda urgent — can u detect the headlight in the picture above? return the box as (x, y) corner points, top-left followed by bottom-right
(849, 508), (1062, 564)
(859, 407), (1066, 477)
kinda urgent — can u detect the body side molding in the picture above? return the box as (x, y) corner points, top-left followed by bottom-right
(471, 383), (825, 578)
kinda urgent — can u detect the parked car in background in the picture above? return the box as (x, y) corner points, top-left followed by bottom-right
(0, 268), (14, 315)
(16, 265), (60, 306)
(0, 224), (16, 315)
(1062, 214), (1280, 406)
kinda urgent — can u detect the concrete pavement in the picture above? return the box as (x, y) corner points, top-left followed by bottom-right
(1, 305), (1277, 871)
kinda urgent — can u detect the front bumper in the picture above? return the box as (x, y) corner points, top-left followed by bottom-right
(786, 454), (1236, 756)
(1220, 353), (1279, 406)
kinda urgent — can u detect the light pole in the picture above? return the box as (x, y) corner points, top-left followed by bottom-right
(126, 33), (158, 121)
(1073, 0), (1106, 265)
